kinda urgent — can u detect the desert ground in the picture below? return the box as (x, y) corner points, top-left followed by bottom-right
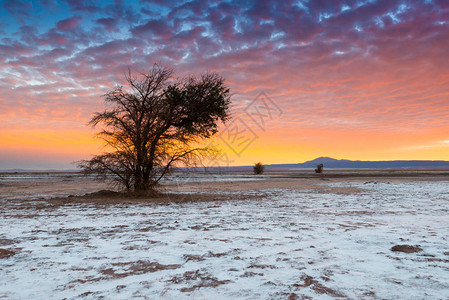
(0, 170), (448, 299)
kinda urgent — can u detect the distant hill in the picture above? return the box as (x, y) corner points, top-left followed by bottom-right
(3, 157), (449, 172)
(0, 169), (79, 173)
(198, 157), (449, 171)
(264, 157), (449, 170)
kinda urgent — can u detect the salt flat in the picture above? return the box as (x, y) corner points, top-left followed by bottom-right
(0, 172), (448, 299)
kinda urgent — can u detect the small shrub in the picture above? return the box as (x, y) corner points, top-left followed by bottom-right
(253, 162), (264, 175)
(315, 164), (323, 173)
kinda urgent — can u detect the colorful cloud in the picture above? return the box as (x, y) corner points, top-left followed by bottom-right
(1, 0), (449, 169)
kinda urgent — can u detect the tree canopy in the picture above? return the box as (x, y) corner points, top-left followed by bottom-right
(79, 65), (231, 193)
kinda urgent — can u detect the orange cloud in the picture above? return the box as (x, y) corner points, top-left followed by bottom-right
(1, 1), (449, 168)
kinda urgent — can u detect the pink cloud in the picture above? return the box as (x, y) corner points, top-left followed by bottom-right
(56, 16), (81, 31)
(2, 0), (449, 167)
(96, 17), (119, 32)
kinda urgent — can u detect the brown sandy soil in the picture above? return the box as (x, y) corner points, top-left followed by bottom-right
(0, 173), (109, 200)
(164, 177), (363, 195)
(162, 169), (449, 195)
(1, 170), (449, 204)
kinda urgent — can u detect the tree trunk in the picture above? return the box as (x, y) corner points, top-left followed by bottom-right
(133, 172), (151, 193)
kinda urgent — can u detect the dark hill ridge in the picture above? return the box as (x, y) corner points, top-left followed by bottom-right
(0, 169), (79, 173)
(204, 157), (449, 171)
(265, 157), (449, 170)
(2, 157), (449, 172)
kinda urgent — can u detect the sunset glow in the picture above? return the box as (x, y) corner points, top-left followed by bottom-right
(1, 0), (449, 169)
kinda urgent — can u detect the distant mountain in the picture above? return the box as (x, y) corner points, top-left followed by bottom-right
(200, 157), (449, 171)
(265, 157), (449, 170)
(3, 157), (449, 173)
(0, 169), (79, 173)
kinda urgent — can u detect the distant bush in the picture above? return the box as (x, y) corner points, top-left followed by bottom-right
(253, 162), (264, 175)
(315, 164), (323, 173)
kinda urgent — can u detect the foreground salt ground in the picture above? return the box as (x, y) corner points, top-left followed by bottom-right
(1, 180), (449, 299)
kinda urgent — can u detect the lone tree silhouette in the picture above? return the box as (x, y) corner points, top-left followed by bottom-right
(79, 65), (231, 193)
(253, 162), (264, 175)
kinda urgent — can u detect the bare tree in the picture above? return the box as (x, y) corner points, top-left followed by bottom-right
(79, 64), (231, 193)
(315, 164), (323, 173)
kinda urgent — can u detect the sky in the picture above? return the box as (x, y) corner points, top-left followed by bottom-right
(1, 0), (449, 169)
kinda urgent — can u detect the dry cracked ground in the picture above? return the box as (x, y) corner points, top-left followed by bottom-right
(0, 172), (449, 299)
